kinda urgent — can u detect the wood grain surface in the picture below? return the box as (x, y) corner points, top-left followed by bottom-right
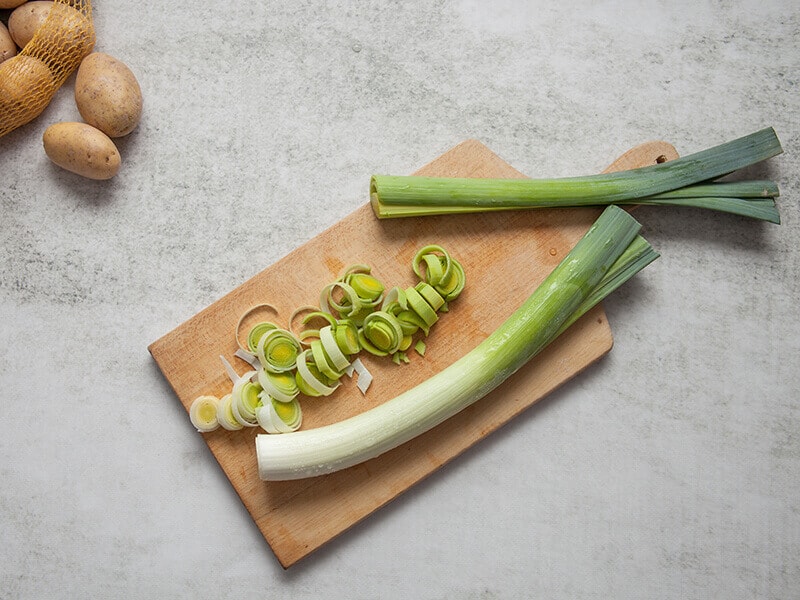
(149, 138), (678, 568)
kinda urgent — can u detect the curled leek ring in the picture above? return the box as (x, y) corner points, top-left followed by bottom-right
(310, 339), (345, 381)
(412, 245), (453, 287)
(256, 328), (301, 373)
(380, 286), (408, 314)
(435, 256), (466, 301)
(234, 303), (279, 354)
(289, 305), (335, 347)
(320, 281), (363, 319)
(319, 325), (352, 371)
(337, 263), (372, 279)
(295, 349), (339, 397)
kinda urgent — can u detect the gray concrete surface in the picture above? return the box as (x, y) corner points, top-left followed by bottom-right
(1, 1), (799, 598)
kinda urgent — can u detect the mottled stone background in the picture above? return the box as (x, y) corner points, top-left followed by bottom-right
(1, 1), (798, 597)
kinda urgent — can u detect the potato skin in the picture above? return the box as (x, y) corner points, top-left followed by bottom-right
(43, 122), (121, 180)
(8, 1), (54, 49)
(0, 22), (17, 65)
(0, 0), (27, 9)
(0, 54), (53, 112)
(75, 52), (143, 138)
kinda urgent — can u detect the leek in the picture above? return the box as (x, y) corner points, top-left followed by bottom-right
(255, 205), (657, 480)
(370, 128), (782, 222)
(189, 395), (220, 433)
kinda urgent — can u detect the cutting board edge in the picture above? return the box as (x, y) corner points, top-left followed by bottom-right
(270, 318), (614, 568)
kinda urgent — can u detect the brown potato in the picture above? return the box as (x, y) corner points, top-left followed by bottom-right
(8, 1), (54, 49)
(0, 0), (28, 9)
(43, 122), (121, 180)
(0, 22), (17, 65)
(0, 54), (53, 113)
(75, 52), (142, 138)
(10, 2), (95, 70)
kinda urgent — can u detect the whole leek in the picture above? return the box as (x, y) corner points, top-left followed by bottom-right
(256, 205), (658, 480)
(370, 128), (782, 222)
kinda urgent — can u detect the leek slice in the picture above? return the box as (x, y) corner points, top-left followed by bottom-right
(334, 319), (360, 355)
(320, 281), (363, 319)
(295, 349), (339, 396)
(235, 303), (279, 353)
(230, 371), (260, 427)
(319, 325), (352, 371)
(189, 395), (220, 433)
(347, 272), (385, 301)
(414, 282), (445, 312)
(412, 244), (452, 285)
(256, 205), (656, 480)
(396, 309), (429, 336)
(347, 357), (373, 395)
(258, 368), (300, 403)
(404, 286), (438, 328)
(370, 128), (782, 221)
(256, 328), (301, 373)
(256, 396), (303, 433)
(216, 393), (243, 431)
(361, 310), (405, 355)
(310, 339), (345, 381)
(290, 306), (336, 347)
(381, 286), (408, 313)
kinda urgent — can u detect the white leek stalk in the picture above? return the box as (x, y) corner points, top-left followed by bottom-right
(256, 205), (656, 480)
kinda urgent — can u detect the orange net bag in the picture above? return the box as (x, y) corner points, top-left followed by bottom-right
(0, 0), (94, 138)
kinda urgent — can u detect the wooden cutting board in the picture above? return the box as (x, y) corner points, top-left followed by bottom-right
(149, 138), (678, 568)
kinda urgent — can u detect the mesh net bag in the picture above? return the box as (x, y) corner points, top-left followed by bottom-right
(0, 0), (94, 138)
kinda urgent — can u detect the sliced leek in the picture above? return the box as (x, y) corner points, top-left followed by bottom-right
(295, 349), (339, 396)
(360, 311), (405, 355)
(189, 395), (220, 433)
(234, 303), (279, 353)
(231, 371), (260, 427)
(256, 328), (301, 373)
(370, 128), (782, 222)
(319, 325), (352, 371)
(216, 393), (243, 431)
(334, 319), (360, 355)
(255, 205), (655, 480)
(258, 368), (300, 403)
(347, 357), (373, 395)
(256, 395), (303, 433)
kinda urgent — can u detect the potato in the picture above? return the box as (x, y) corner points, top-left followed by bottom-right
(0, 54), (53, 113)
(0, 22), (17, 65)
(75, 52), (142, 138)
(43, 122), (121, 180)
(0, 0), (28, 9)
(7, 1), (94, 62)
(8, 1), (54, 49)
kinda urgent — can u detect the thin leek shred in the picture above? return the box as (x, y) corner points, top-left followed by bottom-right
(370, 128), (782, 222)
(255, 205), (656, 480)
